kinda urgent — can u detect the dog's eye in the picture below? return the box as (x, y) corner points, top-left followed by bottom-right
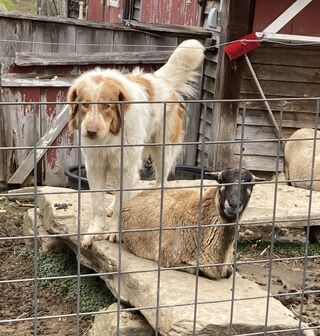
(102, 103), (110, 109)
(81, 103), (90, 109)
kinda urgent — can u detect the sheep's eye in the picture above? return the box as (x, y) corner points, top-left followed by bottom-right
(102, 103), (110, 109)
(81, 103), (89, 109)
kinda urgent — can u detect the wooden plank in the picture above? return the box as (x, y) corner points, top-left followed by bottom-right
(236, 124), (295, 140)
(149, 36), (178, 52)
(203, 60), (218, 79)
(234, 140), (284, 158)
(0, 12), (132, 31)
(32, 21), (77, 54)
(250, 46), (320, 68)
(242, 63), (320, 84)
(184, 100), (202, 165)
(237, 109), (320, 128)
(8, 105), (69, 185)
(112, 30), (151, 52)
(2, 88), (41, 184)
(2, 74), (74, 87)
(75, 26), (113, 53)
(15, 51), (172, 66)
(234, 154), (284, 172)
(0, 66), (6, 185)
(40, 88), (78, 187)
(242, 78), (320, 97)
(242, 96), (319, 113)
(125, 20), (212, 37)
(0, 18), (33, 71)
(210, 0), (254, 170)
(203, 75), (216, 94)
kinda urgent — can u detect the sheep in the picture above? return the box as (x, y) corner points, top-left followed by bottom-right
(284, 128), (320, 243)
(122, 168), (261, 280)
(284, 128), (320, 191)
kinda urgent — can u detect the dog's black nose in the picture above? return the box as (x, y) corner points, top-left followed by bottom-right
(87, 130), (97, 139)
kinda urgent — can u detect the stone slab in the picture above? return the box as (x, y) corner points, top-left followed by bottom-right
(35, 181), (320, 231)
(88, 303), (154, 336)
(29, 186), (314, 335)
(23, 208), (65, 252)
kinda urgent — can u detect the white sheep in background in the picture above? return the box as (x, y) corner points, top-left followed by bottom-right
(284, 128), (320, 191)
(284, 128), (320, 243)
(122, 168), (261, 280)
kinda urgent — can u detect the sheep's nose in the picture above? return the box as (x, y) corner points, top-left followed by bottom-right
(87, 129), (97, 139)
(229, 198), (241, 209)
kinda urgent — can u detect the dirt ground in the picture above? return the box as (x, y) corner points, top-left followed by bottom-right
(238, 237), (320, 335)
(0, 199), (92, 336)
(0, 198), (319, 335)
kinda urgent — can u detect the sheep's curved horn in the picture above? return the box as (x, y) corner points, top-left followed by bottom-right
(252, 174), (266, 182)
(205, 171), (220, 181)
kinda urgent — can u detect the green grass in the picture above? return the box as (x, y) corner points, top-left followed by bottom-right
(19, 248), (115, 313)
(0, 0), (15, 11)
(238, 240), (320, 258)
(0, 0), (36, 14)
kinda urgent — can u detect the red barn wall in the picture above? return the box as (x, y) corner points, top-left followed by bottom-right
(253, 0), (320, 36)
(87, 0), (200, 26)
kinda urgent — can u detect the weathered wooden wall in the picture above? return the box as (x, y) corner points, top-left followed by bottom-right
(237, 45), (320, 172)
(0, 13), (210, 187)
(195, 0), (219, 167)
(196, 0), (254, 171)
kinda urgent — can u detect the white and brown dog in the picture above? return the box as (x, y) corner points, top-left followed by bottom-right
(68, 39), (205, 247)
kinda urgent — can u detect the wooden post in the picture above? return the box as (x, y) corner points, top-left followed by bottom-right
(0, 64), (7, 187)
(209, 0), (255, 170)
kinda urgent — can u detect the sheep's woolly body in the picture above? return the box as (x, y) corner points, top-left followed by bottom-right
(122, 187), (234, 279)
(284, 128), (320, 191)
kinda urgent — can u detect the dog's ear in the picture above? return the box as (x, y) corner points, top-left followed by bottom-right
(109, 89), (129, 135)
(67, 85), (79, 131)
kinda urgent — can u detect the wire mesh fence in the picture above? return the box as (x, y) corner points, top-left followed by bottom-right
(0, 97), (319, 336)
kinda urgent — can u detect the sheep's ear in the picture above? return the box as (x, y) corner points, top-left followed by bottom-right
(205, 171), (220, 181)
(67, 85), (79, 131)
(252, 174), (266, 182)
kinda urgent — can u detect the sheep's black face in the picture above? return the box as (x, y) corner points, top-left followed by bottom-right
(217, 169), (254, 222)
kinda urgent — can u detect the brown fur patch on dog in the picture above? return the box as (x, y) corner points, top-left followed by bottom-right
(129, 75), (155, 101)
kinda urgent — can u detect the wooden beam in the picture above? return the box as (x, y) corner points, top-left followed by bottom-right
(15, 51), (172, 66)
(125, 20), (213, 38)
(209, 0), (255, 170)
(2, 74), (74, 87)
(8, 105), (70, 185)
(0, 64), (7, 186)
(0, 12), (212, 38)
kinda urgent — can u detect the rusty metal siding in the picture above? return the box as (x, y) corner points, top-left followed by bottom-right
(87, 0), (124, 23)
(136, 0), (199, 26)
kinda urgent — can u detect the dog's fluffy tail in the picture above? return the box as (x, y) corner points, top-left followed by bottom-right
(154, 39), (205, 97)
